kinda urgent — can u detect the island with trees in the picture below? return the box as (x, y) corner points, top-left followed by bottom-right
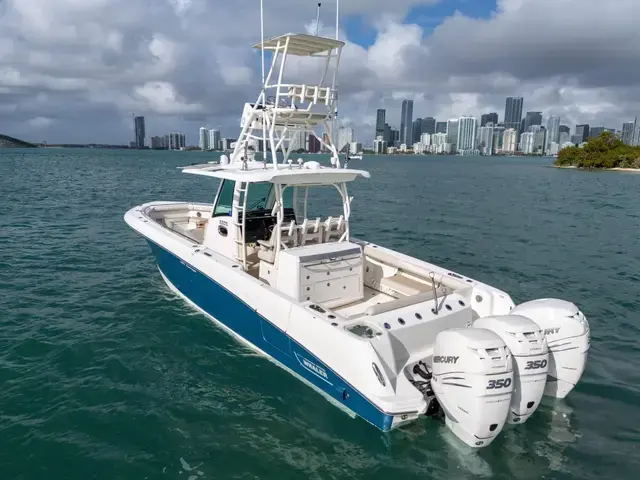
(554, 132), (640, 170)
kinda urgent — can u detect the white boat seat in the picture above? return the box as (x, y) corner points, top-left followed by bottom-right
(379, 274), (430, 297)
(287, 85), (332, 105)
(364, 286), (453, 316)
(298, 218), (324, 246)
(257, 220), (297, 263)
(324, 215), (345, 242)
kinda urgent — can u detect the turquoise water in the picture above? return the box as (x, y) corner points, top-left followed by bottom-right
(1, 149), (639, 479)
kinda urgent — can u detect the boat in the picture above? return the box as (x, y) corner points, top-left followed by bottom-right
(124, 1), (590, 449)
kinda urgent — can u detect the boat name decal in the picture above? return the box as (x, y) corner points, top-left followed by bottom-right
(294, 352), (332, 385)
(543, 327), (560, 336)
(433, 356), (459, 364)
(220, 220), (228, 226)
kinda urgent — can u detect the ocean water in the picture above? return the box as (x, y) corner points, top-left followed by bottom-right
(1, 148), (639, 479)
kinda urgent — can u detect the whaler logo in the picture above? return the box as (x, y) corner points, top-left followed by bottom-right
(433, 356), (459, 364)
(302, 358), (328, 379)
(295, 352), (331, 384)
(543, 327), (560, 336)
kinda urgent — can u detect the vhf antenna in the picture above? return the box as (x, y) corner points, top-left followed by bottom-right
(315, 3), (321, 36)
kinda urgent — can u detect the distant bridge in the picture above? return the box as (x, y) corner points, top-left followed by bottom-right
(0, 134), (37, 148)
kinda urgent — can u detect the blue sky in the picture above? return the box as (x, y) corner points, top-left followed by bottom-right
(345, 0), (497, 48)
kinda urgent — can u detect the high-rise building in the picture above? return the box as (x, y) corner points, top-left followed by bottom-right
(199, 127), (209, 150)
(373, 136), (387, 154)
(571, 134), (583, 145)
(589, 127), (605, 138)
(477, 125), (494, 154)
(150, 136), (166, 149)
(400, 99), (414, 146)
(492, 125), (505, 153)
(622, 120), (635, 145)
(420, 133), (431, 146)
(289, 131), (308, 151)
(390, 128), (400, 147)
(559, 131), (570, 146)
(502, 128), (518, 154)
(524, 112), (543, 132)
(521, 132), (535, 154)
(481, 113), (498, 127)
(531, 126), (546, 154)
(446, 119), (459, 151)
(559, 124), (570, 134)
(575, 124), (590, 143)
(134, 116), (146, 148)
(633, 123), (640, 147)
(208, 129), (221, 150)
(338, 126), (355, 151)
(349, 142), (363, 155)
(436, 121), (447, 134)
(546, 115), (560, 150)
(422, 117), (436, 135)
(375, 109), (386, 140)
(308, 135), (321, 153)
(169, 132), (186, 150)
(412, 118), (423, 144)
(457, 116), (477, 152)
(504, 97), (524, 133)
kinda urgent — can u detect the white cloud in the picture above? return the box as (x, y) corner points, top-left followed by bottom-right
(28, 116), (55, 128)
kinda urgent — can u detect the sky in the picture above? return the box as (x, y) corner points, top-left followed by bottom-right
(1, 0), (640, 145)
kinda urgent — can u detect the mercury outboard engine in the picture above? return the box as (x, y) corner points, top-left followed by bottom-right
(511, 299), (590, 398)
(431, 328), (513, 448)
(474, 315), (549, 424)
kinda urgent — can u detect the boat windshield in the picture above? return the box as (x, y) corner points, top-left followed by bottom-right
(214, 180), (294, 218)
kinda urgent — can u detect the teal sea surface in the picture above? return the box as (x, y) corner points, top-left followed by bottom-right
(1, 149), (639, 479)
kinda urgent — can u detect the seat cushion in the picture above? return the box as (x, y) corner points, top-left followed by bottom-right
(380, 274), (429, 297)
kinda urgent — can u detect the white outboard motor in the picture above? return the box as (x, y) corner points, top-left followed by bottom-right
(474, 315), (549, 424)
(511, 299), (590, 398)
(431, 328), (513, 448)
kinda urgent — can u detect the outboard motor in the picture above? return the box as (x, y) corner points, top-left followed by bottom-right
(511, 299), (590, 398)
(474, 315), (549, 424)
(431, 328), (513, 448)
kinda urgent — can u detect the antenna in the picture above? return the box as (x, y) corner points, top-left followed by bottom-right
(315, 3), (321, 36)
(336, 0), (339, 40)
(260, 0), (265, 85)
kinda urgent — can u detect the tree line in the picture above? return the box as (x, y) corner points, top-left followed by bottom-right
(555, 132), (640, 169)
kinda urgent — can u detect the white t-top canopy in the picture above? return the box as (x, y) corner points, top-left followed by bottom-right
(253, 33), (345, 56)
(181, 161), (369, 185)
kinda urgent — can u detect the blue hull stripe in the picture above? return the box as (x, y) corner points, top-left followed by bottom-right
(147, 240), (395, 431)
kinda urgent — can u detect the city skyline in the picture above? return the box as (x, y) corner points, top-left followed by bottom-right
(2, 1), (640, 145)
(370, 95), (640, 155)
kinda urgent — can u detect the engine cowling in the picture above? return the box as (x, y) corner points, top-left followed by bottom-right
(431, 328), (513, 448)
(473, 315), (549, 424)
(511, 299), (590, 399)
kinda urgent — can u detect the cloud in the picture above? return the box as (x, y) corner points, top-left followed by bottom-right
(0, 0), (639, 144)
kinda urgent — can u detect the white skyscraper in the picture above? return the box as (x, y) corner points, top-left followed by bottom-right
(521, 132), (535, 154)
(208, 129), (221, 150)
(546, 115), (560, 150)
(477, 125), (494, 155)
(502, 128), (518, 154)
(457, 116), (477, 152)
(338, 126), (355, 151)
(420, 133), (431, 146)
(290, 131), (308, 151)
(199, 127), (208, 150)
